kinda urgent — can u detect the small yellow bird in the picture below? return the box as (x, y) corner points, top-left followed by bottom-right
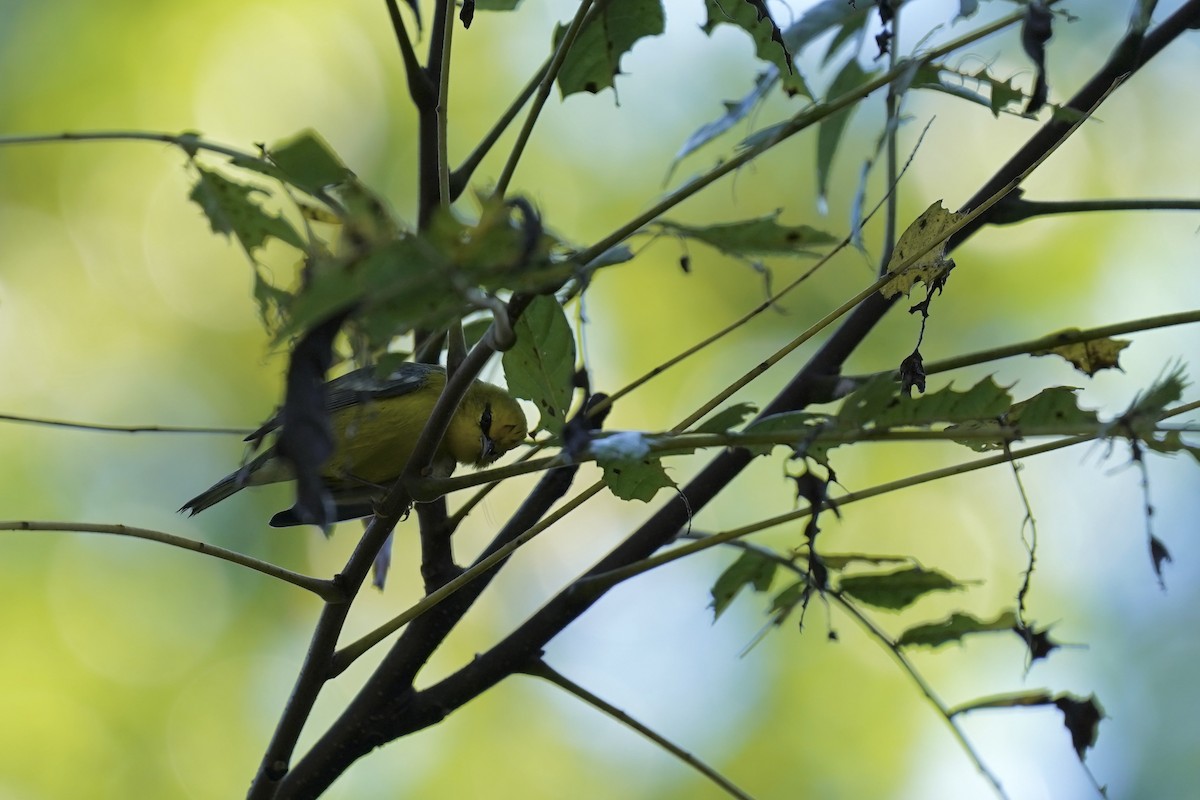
(181, 363), (527, 526)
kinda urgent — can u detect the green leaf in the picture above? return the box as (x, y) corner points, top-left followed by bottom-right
(554, 0), (665, 97)
(1007, 386), (1098, 431)
(951, 690), (1054, 715)
(189, 166), (305, 254)
(881, 201), (965, 298)
(475, 0), (522, 9)
(898, 610), (1017, 648)
(817, 58), (874, 204)
(268, 129), (352, 195)
(425, 195), (554, 276)
(252, 269), (292, 330)
(502, 296), (576, 434)
(839, 567), (962, 611)
(841, 375), (1014, 429)
(672, 72), (775, 166)
(695, 402), (759, 433)
(277, 238), (454, 344)
(1129, 365), (1188, 417)
(1055, 694), (1106, 760)
(599, 456), (675, 502)
(909, 63), (1029, 118)
(702, 0), (806, 96)
(741, 410), (826, 456)
(946, 419), (1008, 452)
(818, 553), (912, 570)
(710, 550), (777, 619)
(671, 0), (874, 166)
(972, 66), (1026, 117)
(659, 212), (836, 258)
(1142, 430), (1200, 465)
(769, 579), (807, 618)
(781, 0), (876, 55)
(736, 119), (789, 153)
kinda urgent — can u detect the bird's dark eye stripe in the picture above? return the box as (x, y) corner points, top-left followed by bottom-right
(480, 403), (493, 435)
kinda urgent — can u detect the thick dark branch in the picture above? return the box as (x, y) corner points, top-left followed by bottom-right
(279, 453), (584, 795)
(384, 0), (435, 109)
(417, 0), (452, 226)
(988, 192), (1200, 224)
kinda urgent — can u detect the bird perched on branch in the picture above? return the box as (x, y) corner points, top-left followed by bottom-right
(180, 363), (527, 527)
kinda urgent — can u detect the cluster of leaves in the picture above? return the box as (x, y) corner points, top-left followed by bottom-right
(691, 362), (1197, 768)
(190, 130), (574, 365)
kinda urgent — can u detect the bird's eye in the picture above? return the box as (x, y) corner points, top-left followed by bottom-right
(480, 403), (493, 435)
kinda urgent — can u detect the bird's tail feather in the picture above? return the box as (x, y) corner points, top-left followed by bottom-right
(179, 472), (243, 516)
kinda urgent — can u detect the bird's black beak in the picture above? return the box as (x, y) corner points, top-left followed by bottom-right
(481, 433), (497, 463)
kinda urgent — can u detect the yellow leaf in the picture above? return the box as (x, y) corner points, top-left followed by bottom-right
(1033, 336), (1131, 376)
(880, 201), (965, 298)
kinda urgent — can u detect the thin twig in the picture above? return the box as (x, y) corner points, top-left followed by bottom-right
(384, 0), (435, 107)
(495, 0), (597, 197)
(0, 130), (268, 166)
(855, 308), (1200, 380)
(330, 481), (605, 673)
(0, 521), (338, 599)
(0, 413), (252, 436)
(830, 592), (1010, 799)
(526, 660), (757, 800)
(1003, 443), (1040, 628)
(450, 58), (549, 198)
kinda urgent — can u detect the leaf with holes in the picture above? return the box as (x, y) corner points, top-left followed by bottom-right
(599, 456), (674, 502)
(881, 201), (965, 298)
(1006, 386), (1098, 432)
(189, 166), (304, 254)
(554, 0), (665, 97)
(1033, 335), (1131, 376)
(702, 0), (805, 96)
